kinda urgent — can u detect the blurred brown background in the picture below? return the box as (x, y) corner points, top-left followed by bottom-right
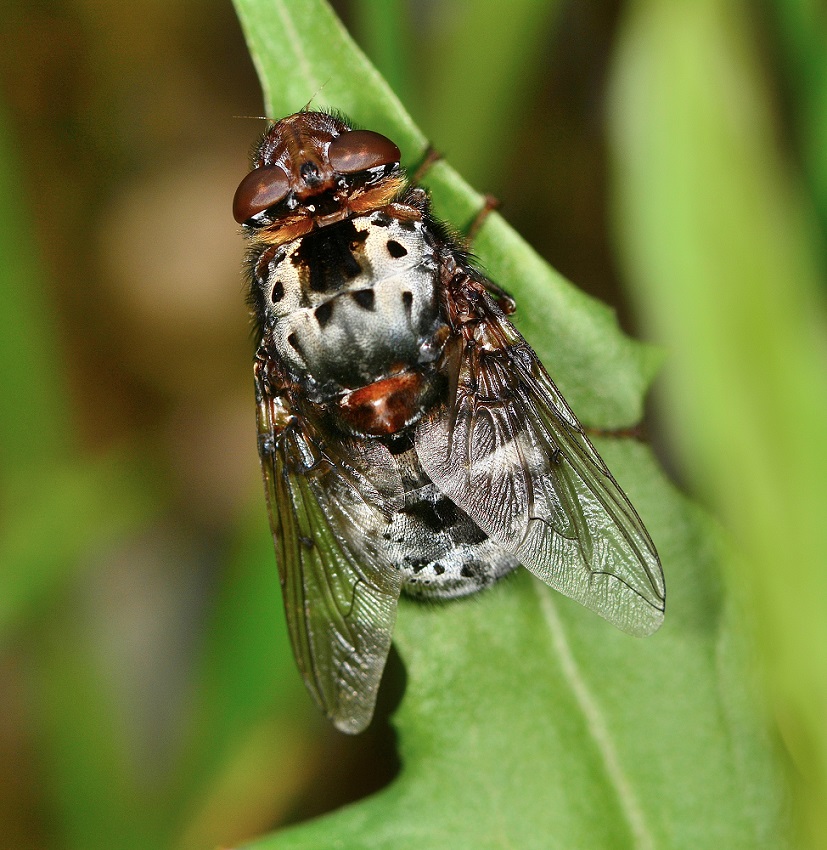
(2, 3), (636, 846)
(2, 0), (825, 847)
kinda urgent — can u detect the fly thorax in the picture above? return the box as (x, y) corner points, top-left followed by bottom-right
(260, 213), (444, 397)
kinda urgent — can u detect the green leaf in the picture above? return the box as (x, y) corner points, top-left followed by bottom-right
(230, 1), (790, 846)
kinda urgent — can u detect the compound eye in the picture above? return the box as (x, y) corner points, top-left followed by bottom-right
(233, 165), (290, 223)
(327, 130), (400, 174)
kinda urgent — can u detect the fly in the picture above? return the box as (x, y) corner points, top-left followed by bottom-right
(234, 110), (665, 734)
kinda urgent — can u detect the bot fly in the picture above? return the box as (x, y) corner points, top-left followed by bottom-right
(233, 111), (665, 734)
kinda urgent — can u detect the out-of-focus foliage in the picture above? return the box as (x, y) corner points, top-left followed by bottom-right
(0, 0), (823, 848)
(609, 2), (827, 846)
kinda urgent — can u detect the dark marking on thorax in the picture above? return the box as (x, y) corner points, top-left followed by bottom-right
(293, 218), (368, 293)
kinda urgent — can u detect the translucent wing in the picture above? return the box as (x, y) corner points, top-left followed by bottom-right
(415, 278), (665, 636)
(255, 356), (403, 733)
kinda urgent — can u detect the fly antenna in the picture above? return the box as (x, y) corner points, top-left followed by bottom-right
(301, 78), (331, 112)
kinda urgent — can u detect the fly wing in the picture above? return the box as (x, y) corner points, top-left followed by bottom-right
(415, 279), (665, 636)
(255, 356), (403, 733)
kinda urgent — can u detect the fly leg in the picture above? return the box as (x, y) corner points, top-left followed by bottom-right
(412, 145), (443, 184)
(413, 142), (500, 243)
(466, 196), (516, 315)
(465, 194), (500, 243)
(414, 145), (511, 312)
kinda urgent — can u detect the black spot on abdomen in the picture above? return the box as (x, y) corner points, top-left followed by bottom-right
(387, 239), (408, 258)
(461, 560), (486, 579)
(453, 522), (489, 546)
(352, 289), (375, 310)
(404, 556), (430, 574)
(314, 301), (333, 327)
(402, 496), (461, 531)
(287, 333), (302, 355)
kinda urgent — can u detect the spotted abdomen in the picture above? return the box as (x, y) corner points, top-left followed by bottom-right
(382, 442), (521, 598)
(260, 212), (444, 397)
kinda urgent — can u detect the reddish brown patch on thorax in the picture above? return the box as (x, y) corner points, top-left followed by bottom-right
(336, 371), (426, 436)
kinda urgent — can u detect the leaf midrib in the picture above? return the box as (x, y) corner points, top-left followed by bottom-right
(534, 580), (655, 850)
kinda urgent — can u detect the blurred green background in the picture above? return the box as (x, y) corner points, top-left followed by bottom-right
(1, 0), (826, 847)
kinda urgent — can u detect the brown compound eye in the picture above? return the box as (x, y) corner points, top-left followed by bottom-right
(327, 130), (400, 174)
(233, 165), (291, 223)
